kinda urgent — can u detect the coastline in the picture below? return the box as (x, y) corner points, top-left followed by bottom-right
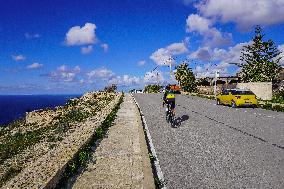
(0, 91), (121, 187)
(0, 94), (81, 126)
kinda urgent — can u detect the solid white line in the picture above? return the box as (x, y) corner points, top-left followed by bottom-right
(131, 94), (167, 188)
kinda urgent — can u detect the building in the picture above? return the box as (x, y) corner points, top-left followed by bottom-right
(196, 76), (239, 95)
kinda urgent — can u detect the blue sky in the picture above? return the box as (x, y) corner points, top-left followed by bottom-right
(1, 0), (284, 94)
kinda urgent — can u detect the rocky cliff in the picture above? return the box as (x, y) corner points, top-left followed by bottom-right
(0, 92), (122, 188)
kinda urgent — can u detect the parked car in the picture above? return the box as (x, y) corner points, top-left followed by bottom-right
(216, 89), (258, 108)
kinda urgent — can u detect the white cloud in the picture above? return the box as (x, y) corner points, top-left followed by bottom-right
(193, 63), (230, 78)
(137, 60), (146, 66)
(205, 29), (232, 47)
(26, 63), (43, 69)
(48, 65), (81, 82)
(25, 33), (40, 39)
(108, 75), (141, 87)
(194, 40), (283, 76)
(166, 42), (189, 55)
(87, 68), (115, 80)
(212, 41), (252, 64)
(189, 47), (211, 61)
(81, 45), (93, 54)
(189, 41), (252, 65)
(150, 48), (173, 66)
(183, 37), (190, 46)
(143, 70), (164, 84)
(190, 41), (254, 77)
(84, 67), (168, 88)
(65, 23), (97, 46)
(86, 67), (141, 87)
(197, 0), (284, 30)
(186, 14), (212, 33)
(101, 43), (108, 52)
(12, 55), (26, 61)
(186, 14), (232, 47)
(150, 42), (188, 66)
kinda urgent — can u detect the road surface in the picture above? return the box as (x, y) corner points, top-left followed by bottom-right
(133, 93), (284, 188)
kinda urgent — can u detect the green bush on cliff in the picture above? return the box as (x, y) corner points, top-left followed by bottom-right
(59, 109), (90, 123)
(66, 98), (79, 107)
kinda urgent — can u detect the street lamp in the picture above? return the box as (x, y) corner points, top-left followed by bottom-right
(214, 70), (220, 99)
(228, 62), (242, 67)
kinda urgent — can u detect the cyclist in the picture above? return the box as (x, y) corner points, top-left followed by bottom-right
(163, 85), (176, 117)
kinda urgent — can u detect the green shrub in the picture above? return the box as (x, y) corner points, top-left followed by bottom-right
(66, 98), (79, 107)
(272, 90), (284, 104)
(262, 103), (272, 110)
(0, 125), (56, 164)
(144, 84), (163, 93)
(60, 109), (90, 123)
(272, 105), (284, 112)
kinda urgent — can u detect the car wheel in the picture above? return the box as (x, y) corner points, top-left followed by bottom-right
(216, 99), (221, 105)
(231, 101), (237, 108)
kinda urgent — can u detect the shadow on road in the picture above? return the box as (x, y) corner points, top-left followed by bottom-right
(172, 115), (189, 128)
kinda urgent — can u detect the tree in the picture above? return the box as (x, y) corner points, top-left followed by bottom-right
(104, 84), (117, 92)
(240, 25), (282, 82)
(175, 62), (197, 92)
(144, 84), (162, 93)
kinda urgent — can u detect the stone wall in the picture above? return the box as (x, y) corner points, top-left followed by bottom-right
(197, 86), (222, 95)
(237, 82), (272, 100)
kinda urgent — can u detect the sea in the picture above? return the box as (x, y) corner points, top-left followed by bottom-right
(0, 95), (81, 126)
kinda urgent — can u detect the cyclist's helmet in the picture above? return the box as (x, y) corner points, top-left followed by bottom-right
(165, 85), (171, 91)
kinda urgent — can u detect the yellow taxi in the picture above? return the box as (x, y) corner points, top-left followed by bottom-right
(216, 89), (258, 108)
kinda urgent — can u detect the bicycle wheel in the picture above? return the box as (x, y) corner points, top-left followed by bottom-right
(169, 113), (175, 126)
(166, 111), (170, 123)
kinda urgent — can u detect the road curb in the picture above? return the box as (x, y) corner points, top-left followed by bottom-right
(131, 94), (167, 189)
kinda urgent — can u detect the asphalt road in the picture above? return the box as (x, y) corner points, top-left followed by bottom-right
(133, 93), (284, 189)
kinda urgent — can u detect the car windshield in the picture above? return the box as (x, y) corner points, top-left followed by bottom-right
(231, 90), (254, 95)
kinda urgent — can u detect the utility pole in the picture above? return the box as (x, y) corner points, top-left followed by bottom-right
(167, 56), (175, 82)
(214, 70), (220, 99)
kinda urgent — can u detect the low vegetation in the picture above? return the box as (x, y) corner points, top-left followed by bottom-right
(0, 92), (117, 187)
(55, 93), (124, 188)
(104, 84), (117, 93)
(259, 103), (284, 112)
(271, 90), (284, 104)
